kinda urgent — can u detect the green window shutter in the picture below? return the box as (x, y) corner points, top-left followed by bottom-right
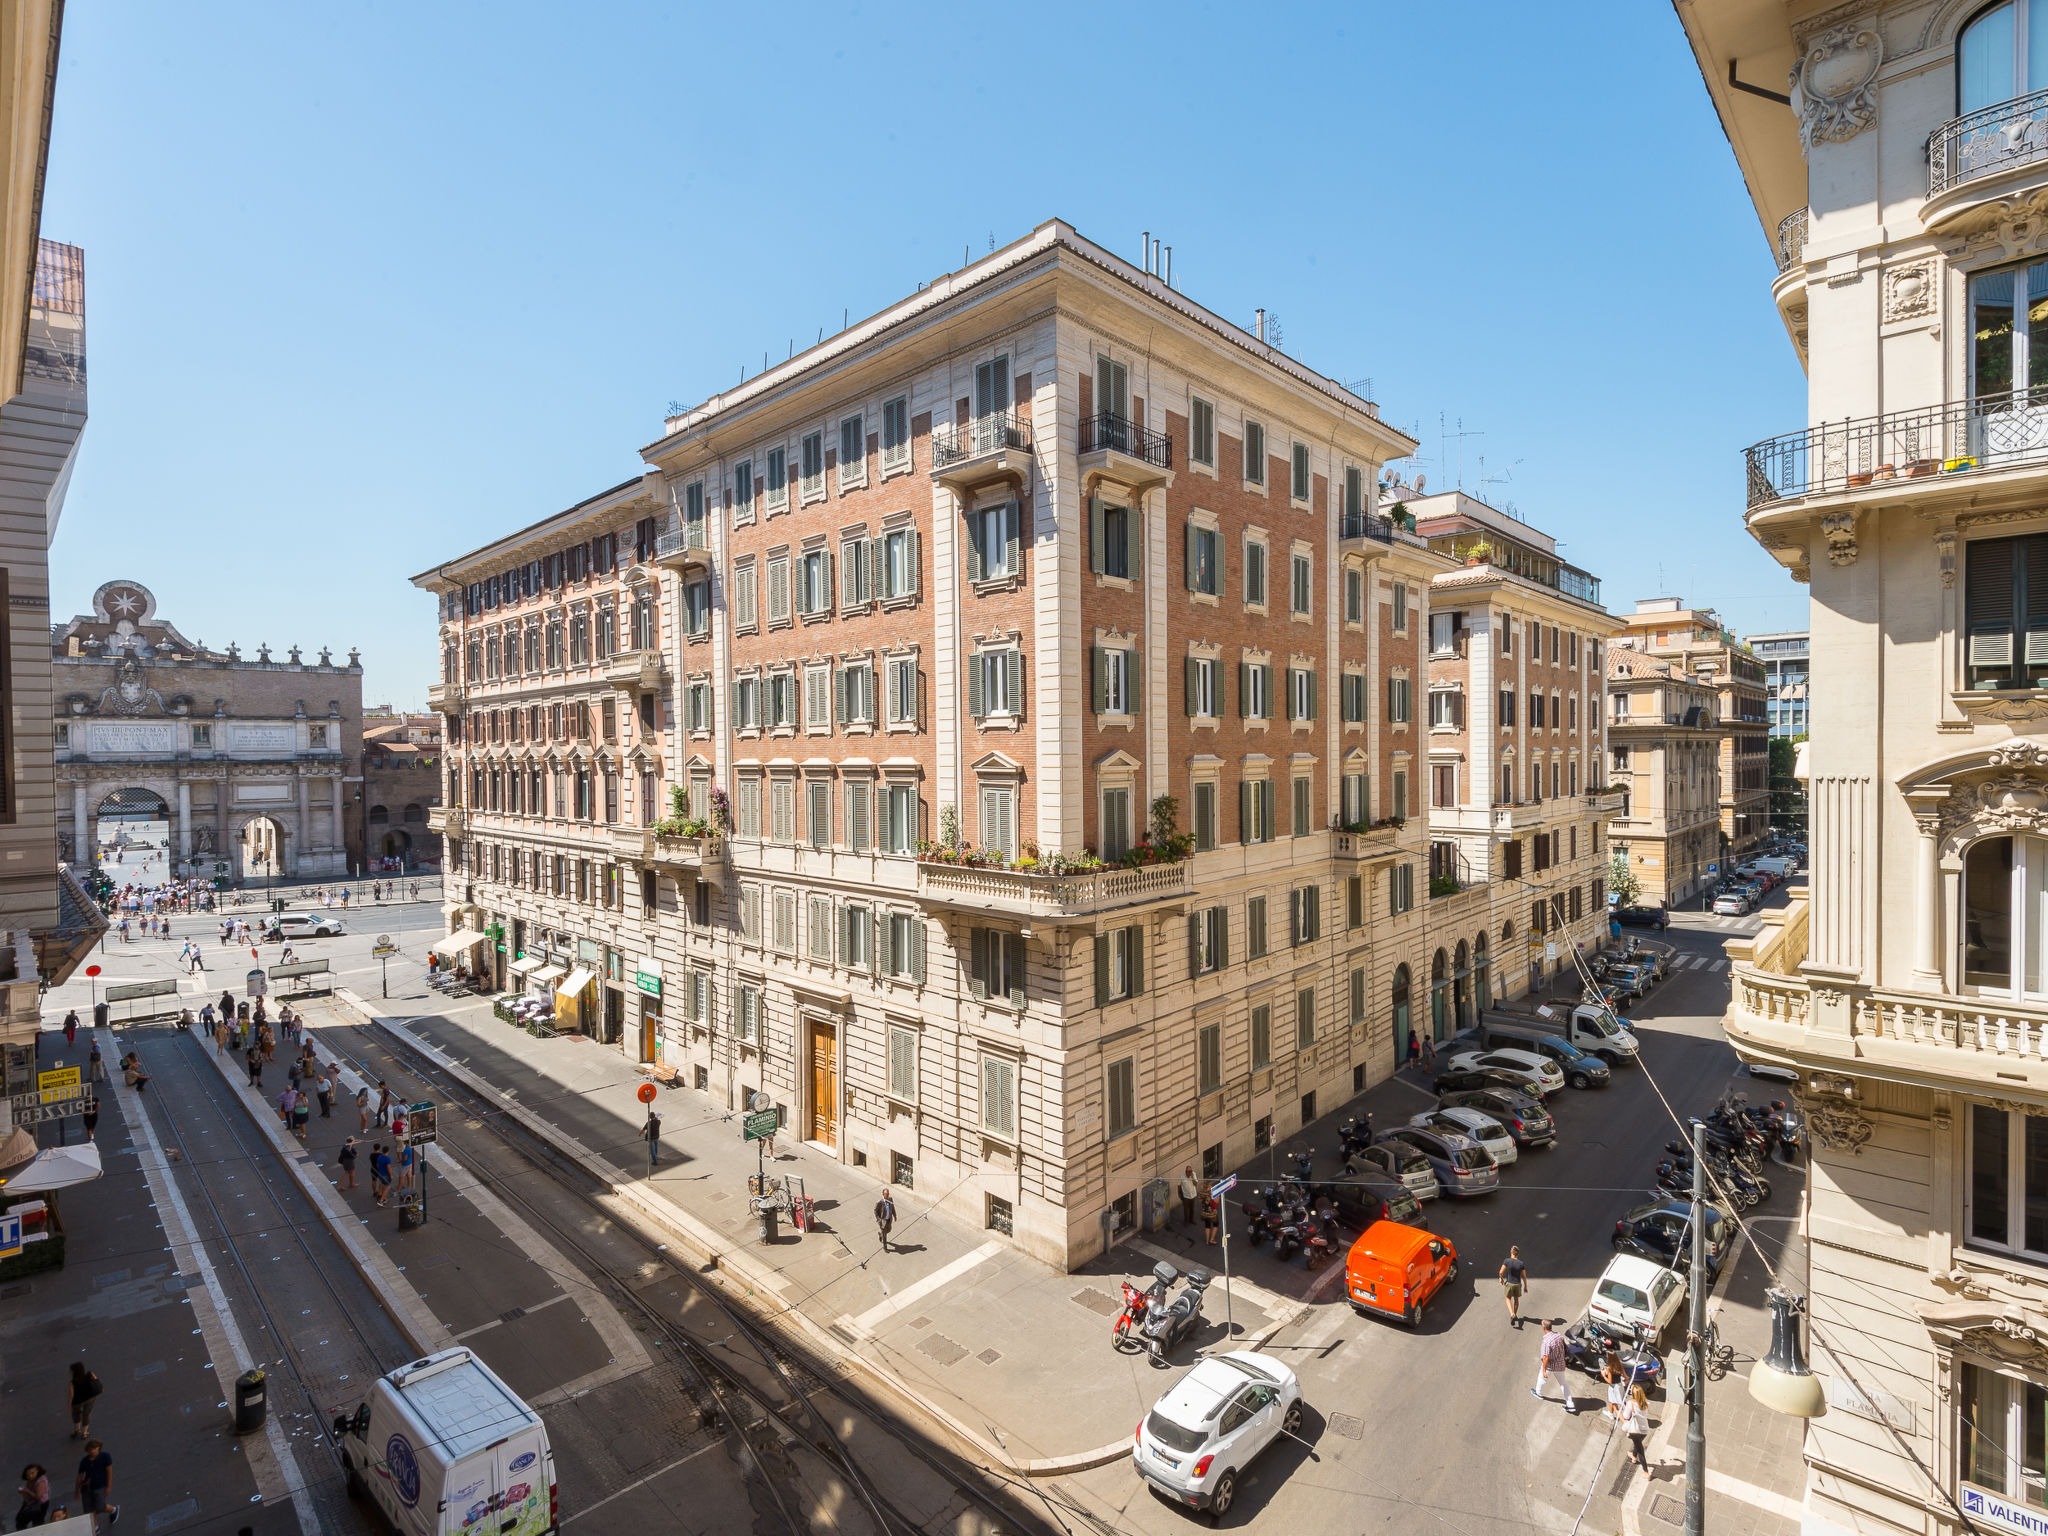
(969, 930), (988, 998)
(1186, 523), (1198, 591)
(1188, 913), (1201, 977)
(1289, 888), (1301, 943)
(1008, 649), (1025, 718)
(968, 653), (985, 718)
(1005, 502), (1021, 577)
(878, 912), (894, 973)
(905, 529), (920, 596)
(1261, 780), (1275, 841)
(1089, 497), (1105, 574)
(965, 513), (984, 582)
(1240, 780), (1253, 843)
(1129, 653), (1142, 714)
(1130, 925), (1145, 997)
(909, 919), (924, 982)
(1216, 532), (1226, 600)
(835, 669), (849, 725)
(1309, 671), (1319, 721)
(1130, 510), (1142, 582)
(1092, 647), (1108, 713)
(1095, 934), (1111, 1007)
(1239, 661), (1251, 718)
(1218, 911), (1229, 968)
(1186, 656), (1199, 715)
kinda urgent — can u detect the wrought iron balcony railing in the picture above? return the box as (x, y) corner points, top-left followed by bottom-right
(1080, 412), (1172, 469)
(1775, 207), (1807, 273)
(1339, 512), (1396, 543)
(1744, 386), (2048, 508)
(931, 410), (1031, 468)
(1930, 87), (2048, 197)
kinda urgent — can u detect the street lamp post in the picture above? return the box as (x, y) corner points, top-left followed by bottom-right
(1685, 1117), (1707, 1536)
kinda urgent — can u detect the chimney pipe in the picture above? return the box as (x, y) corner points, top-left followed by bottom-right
(1256, 308), (1266, 342)
(1163, 246), (1172, 288)
(1142, 231), (1151, 274)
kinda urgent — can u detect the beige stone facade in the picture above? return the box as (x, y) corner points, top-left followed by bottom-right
(415, 221), (1551, 1269)
(1406, 486), (1619, 1008)
(1678, 3), (2048, 1533)
(1612, 597), (1771, 860)
(52, 582), (367, 879)
(1603, 648), (1723, 910)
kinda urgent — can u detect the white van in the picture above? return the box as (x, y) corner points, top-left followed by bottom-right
(273, 911), (345, 938)
(333, 1348), (556, 1536)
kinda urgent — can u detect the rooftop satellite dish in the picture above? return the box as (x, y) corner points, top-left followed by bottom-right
(1414, 473), (1427, 493)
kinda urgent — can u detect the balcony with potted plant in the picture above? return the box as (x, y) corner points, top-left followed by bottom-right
(913, 797), (1191, 921)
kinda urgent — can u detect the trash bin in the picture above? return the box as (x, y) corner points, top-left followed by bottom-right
(234, 1369), (267, 1433)
(92, 1001), (108, 1032)
(756, 1199), (779, 1244)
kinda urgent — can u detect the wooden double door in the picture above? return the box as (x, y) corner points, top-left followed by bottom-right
(807, 1020), (838, 1149)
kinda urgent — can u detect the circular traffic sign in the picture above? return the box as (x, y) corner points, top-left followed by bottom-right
(637, 1083), (657, 1104)
(376, 934), (391, 948)
(85, 965), (100, 977)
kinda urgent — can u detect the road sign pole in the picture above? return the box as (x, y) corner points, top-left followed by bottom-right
(1210, 1173), (1239, 1340)
(381, 954), (388, 999)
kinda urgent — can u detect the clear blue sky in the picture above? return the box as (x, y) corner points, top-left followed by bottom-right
(40, 1), (1806, 708)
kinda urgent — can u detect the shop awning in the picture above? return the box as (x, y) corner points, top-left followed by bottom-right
(432, 929), (485, 960)
(530, 965), (567, 986)
(2, 1141), (102, 1192)
(558, 966), (596, 997)
(508, 954), (545, 975)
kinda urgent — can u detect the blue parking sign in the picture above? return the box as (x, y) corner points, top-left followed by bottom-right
(0, 1211), (20, 1260)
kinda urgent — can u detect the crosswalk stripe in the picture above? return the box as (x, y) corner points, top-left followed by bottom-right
(1711, 958), (1729, 971)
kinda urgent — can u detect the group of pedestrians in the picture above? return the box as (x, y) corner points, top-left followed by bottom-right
(13, 1363), (117, 1528)
(1517, 1251), (1653, 1472)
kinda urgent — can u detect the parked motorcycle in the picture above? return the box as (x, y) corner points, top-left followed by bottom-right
(1139, 1262), (1213, 1365)
(1561, 1316), (1666, 1394)
(1302, 1211), (1341, 1271)
(1337, 1115), (1373, 1162)
(1112, 1268), (1173, 1350)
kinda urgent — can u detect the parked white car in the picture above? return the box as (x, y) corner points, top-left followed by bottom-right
(1409, 1106), (1519, 1166)
(1133, 1352), (1304, 1517)
(1712, 892), (1751, 917)
(1588, 1253), (1687, 1340)
(1442, 1048), (1565, 1097)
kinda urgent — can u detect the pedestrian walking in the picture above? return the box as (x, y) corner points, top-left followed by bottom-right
(375, 1081), (391, 1127)
(1531, 1319), (1575, 1412)
(1178, 1165), (1199, 1229)
(315, 1071), (333, 1118)
(1500, 1245), (1528, 1327)
(370, 1144), (392, 1206)
(639, 1110), (661, 1168)
(874, 1190), (897, 1254)
(67, 1363), (101, 1438)
(1420, 1036), (1438, 1072)
(275, 1085), (296, 1128)
(71, 1440), (113, 1531)
(337, 1136), (359, 1191)
(187, 945), (203, 974)
(397, 1141), (416, 1191)
(81, 1101), (98, 1143)
(355, 1086), (370, 1133)
(16, 1462), (49, 1526)
(87, 1042), (102, 1083)
(1622, 1384), (1651, 1469)
(292, 1091), (311, 1141)
(61, 1011), (76, 1047)
(1603, 1348), (1629, 1423)
(1201, 1188), (1221, 1246)
(1405, 1029), (1420, 1067)
(245, 1048), (262, 1088)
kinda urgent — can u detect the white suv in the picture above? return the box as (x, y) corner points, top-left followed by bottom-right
(1133, 1352), (1304, 1517)
(273, 912), (345, 939)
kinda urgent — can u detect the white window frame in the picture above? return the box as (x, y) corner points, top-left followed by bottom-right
(1291, 552), (1312, 616)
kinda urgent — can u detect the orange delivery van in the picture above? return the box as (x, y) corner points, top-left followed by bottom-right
(1344, 1220), (1459, 1325)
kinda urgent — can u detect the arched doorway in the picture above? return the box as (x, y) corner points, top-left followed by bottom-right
(1429, 949), (1449, 1041)
(240, 815), (288, 881)
(1390, 963), (1411, 1070)
(96, 788), (169, 871)
(379, 828), (412, 865)
(1452, 940), (1471, 1032)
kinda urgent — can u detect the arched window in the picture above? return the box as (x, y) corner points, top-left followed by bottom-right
(367, 804), (389, 825)
(1960, 1), (2048, 115)
(1963, 833), (2048, 996)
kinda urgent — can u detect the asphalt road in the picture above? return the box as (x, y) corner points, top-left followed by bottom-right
(1062, 897), (1803, 1535)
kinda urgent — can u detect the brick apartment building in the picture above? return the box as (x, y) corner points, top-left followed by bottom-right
(417, 220), (1609, 1267)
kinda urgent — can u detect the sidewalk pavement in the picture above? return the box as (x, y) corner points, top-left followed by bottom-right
(0, 1032), (278, 1534)
(319, 988), (1427, 1475)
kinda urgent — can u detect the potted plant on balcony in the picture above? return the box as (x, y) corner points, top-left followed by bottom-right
(1944, 455), (1978, 472)
(1464, 541), (1495, 567)
(1905, 457), (1939, 478)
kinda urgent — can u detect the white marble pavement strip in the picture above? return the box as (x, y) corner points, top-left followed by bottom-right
(103, 1033), (321, 1534)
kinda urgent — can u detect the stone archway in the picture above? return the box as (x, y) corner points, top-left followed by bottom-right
(239, 814), (289, 880)
(378, 828), (412, 866)
(93, 786), (172, 871)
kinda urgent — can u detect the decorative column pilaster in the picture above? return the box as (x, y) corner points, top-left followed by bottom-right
(72, 785), (86, 865)
(177, 781), (192, 861)
(295, 774), (309, 876)
(1910, 801), (1947, 991)
(330, 775), (343, 859)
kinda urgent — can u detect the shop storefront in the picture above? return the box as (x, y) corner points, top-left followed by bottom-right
(633, 959), (663, 1064)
